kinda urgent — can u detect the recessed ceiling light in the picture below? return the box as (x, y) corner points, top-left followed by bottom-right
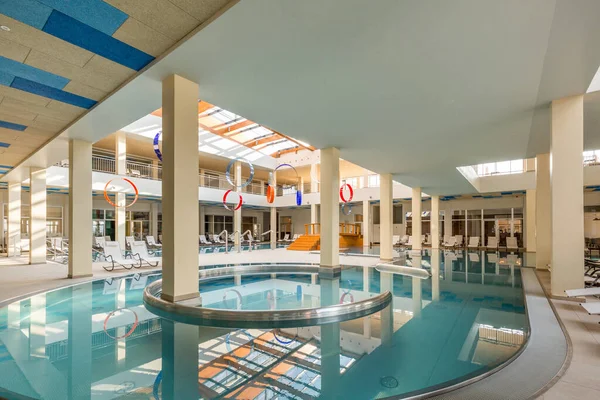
(0, 26), (10, 31)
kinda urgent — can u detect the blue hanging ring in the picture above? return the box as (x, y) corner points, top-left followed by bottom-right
(153, 132), (162, 162)
(296, 190), (302, 206)
(152, 371), (162, 400)
(274, 164), (302, 206)
(225, 158), (255, 189)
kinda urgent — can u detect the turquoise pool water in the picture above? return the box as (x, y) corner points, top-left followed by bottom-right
(0, 250), (528, 399)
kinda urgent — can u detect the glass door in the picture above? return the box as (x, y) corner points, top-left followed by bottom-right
(483, 220), (496, 247)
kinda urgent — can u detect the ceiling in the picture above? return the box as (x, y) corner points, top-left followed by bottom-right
(0, 0), (233, 177)
(5, 0), (600, 196)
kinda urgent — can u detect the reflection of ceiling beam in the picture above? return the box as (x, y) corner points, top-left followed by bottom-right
(217, 119), (255, 134)
(272, 146), (301, 157)
(243, 134), (279, 147)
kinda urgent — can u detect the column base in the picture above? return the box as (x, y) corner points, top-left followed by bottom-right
(318, 266), (341, 279)
(68, 274), (93, 279)
(380, 258), (394, 263)
(161, 292), (199, 303)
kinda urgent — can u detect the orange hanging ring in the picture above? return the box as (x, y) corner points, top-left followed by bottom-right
(266, 185), (275, 204)
(104, 178), (139, 208)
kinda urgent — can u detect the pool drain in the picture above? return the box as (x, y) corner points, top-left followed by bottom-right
(380, 376), (399, 388)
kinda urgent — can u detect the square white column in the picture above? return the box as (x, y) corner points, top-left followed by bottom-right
(380, 174), (393, 261)
(412, 187), (422, 251)
(68, 139), (93, 278)
(320, 147), (340, 268)
(115, 131), (127, 247)
(234, 161), (242, 252)
(551, 95), (584, 295)
(525, 189), (536, 252)
(270, 207), (277, 249)
(161, 75), (200, 302)
(362, 200), (370, 247)
(536, 153), (551, 268)
(7, 182), (21, 257)
(29, 168), (47, 264)
(431, 195), (440, 249)
(151, 202), (159, 238)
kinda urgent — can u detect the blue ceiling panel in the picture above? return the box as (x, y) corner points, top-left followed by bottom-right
(37, 0), (128, 35)
(0, 0), (53, 29)
(0, 56), (69, 89)
(11, 77), (97, 109)
(0, 119), (27, 131)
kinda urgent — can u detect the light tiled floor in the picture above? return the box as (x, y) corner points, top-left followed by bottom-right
(536, 270), (600, 400)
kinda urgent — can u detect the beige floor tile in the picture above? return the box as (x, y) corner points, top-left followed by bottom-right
(543, 381), (600, 400)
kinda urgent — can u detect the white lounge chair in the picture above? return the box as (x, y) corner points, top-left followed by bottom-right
(392, 235), (400, 246)
(146, 235), (162, 249)
(455, 235), (464, 247)
(94, 236), (106, 249)
(443, 237), (456, 248)
(506, 237), (518, 251)
(424, 235), (432, 246)
(291, 234), (300, 241)
(213, 234), (225, 244)
(47, 237), (68, 263)
(486, 237), (498, 250)
(131, 241), (160, 268)
(468, 252), (480, 262)
(400, 235), (409, 245)
(102, 241), (140, 271)
(407, 236), (414, 247)
(125, 236), (135, 250)
(487, 253), (499, 263)
(199, 235), (212, 245)
(421, 235), (426, 244)
(467, 237), (480, 249)
(580, 302), (600, 315)
(565, 287), (600, 297)
(279, 234), (291, 242)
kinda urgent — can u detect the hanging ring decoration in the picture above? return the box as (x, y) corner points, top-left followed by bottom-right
(274, 163), (302, 206)
(339, 182), (354, 203)
(104, 178), (139, 208)
(152, 371), (162, 400)
(153, 131), (162, 162)
(223, 190), (243, 211)
(104, 308), (139, 339)
(225, 329), (255, 358)
(226, 158), (255, 189)
(222, 289), (243, 309)
(273, 328), (298, 345)
(266, 184), (275, 204)
(341, 203), (352, 216)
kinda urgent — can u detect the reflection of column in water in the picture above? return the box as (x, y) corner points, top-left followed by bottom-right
(29, 293), (46, 358)
(319, 276), (340, 307)
(311, 273), (317, 285)
(320, 322), (341, 399)
(444, 251), (453, 282)
(363, 316), (372, 339)
(380, 304), (393, 347)
(161, 321), (200, 400)
(7, 300), (21, 328)
(380, 271), (392, 294)
(68, 283), (93, 400)
(412, 254), (423, 317)
(362, 267), (369, 292)
(116, 279), (126, 362)
(234, 274), (242, 286)
(481, 251), (485, 284)
(431, 251), (440, 302)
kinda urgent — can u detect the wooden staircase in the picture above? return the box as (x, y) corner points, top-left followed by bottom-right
(287, 235), (320, 251)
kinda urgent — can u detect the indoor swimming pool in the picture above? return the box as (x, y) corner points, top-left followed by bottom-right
(0, 251), (528, 399)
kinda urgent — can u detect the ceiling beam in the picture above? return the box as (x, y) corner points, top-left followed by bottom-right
(272, 146), (301, 157)
(243, 134), (280, 147)
(216, 119), (255, 134)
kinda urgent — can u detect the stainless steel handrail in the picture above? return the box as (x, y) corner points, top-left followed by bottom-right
(143, 265), (392, 328)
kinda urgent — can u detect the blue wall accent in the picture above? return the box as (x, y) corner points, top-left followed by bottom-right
(0, 119), (27, 131)
(0, 0), (52, 30)
(0, 56), (69, 89)
(0, 142), (11, 148)
(11, 77), (97, 109)
(43, 11), (154, 71)
(37, 0), (128, 36)
(0, 70), (15, 86)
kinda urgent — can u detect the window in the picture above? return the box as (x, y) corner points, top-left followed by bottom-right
(368, 175), (380, 188)
(476, 159), (524, 176)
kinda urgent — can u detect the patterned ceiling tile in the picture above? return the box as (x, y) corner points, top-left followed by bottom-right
(105, 0), (200, 41)
(36, 0), (128, 36)
(0, 36), (30, 63)
(1, 96), (83, 121)
(61, 81), (107, 102)
(0, 84), (51, 107)
(0, 111), (35, 127)
(0, 104), (37, 121)
(112, 17), (175, 57)
(169, 0), (233, 22)
(0, 15), (94, 67)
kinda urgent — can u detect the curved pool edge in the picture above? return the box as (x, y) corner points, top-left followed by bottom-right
(396, 267), (569, 400)
(143, 264), (393, 328)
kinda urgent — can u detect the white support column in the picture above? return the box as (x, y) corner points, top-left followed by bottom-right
(412, 187), (422, 251)
(320, 147), (340, 268)
(7, 182), (21, 257)
(536, 153), (551, 269)
(431, 195), (440, 249)
(199, 205), (205, 235)
(68, 139), (92, 278)
(161, 321), (200, 400)
(380, 174), (393, 261)
(152, 159), (159, 180)
(29, 168), (46, 264)
(161, 75), (199, 302)
(525, 189), (536, 252)
(551, 95), (584, 295)
(151, 202), (159, 238)
(234, 161), (242, 252)
(310, 163), (319, 193)
(115, 131), (127, 247)
(311, 204), (318, 224)
(362, 200), (370, 247)
(270, 207), (277, 249)
(444, 209), (452, 238)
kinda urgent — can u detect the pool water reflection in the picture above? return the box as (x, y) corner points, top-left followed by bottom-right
(0, 250), (528, 399)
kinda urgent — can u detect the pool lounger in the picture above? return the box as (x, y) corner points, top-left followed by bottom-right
(103, 241), (141, 271)
(131, 241), (160, 268)
(580, 301), (600, 315)
(565, 287), (600, 297)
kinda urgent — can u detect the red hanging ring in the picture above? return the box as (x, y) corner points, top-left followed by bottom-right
(339, 183), (354, 203)
(223, 190), (243, 211)
(104, 178), (139, 208)
(266, 185), (275, 204)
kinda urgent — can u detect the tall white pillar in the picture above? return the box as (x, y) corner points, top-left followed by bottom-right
(7, 182), (21, 257)
(431, 250), (440, 301)
(525, 189), (536, 252)
(67, 284), (92, 400)
(234, 161), (242, 252)
(310, 163), (319, 193)
(444, 209), (452, 238)
(161, 75), (199, 302)
(161, 321), (200, 400)
(362, 200), (370, 247)
(412, 187), (422, 251)
(199, 205), (205, 235)
(536, 153), (551, 269)
(115, 131), (127, 247)
(151, 202), (159, 238)
(68, 139), (93, 278)
(270, 207), (277, 249)
(29, 168), (46, 264)
(380, 174), (393, 261)
(431, 195), (440, 249)
(551, 95), (584, 295)
(310, 204), (318, 224)
(320, 148), (340, 268)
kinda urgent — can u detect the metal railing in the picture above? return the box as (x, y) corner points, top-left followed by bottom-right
(126, 160), (161, 180)
(91, 155), (115, 174)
